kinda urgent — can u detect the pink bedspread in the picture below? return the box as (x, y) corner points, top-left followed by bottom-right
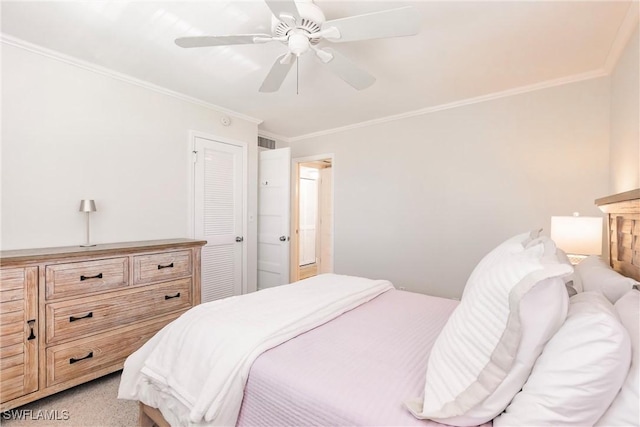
(238, 289), (485, 426)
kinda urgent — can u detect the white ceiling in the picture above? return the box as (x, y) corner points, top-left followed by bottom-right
(0, 1), (633, 139)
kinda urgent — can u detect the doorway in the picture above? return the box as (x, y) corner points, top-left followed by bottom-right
(291, 155), (334, 282)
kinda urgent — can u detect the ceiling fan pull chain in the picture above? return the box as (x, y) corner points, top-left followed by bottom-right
(296, 56), (299, 96)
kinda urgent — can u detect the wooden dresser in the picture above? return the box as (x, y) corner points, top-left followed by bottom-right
(0, 238), (205, 411)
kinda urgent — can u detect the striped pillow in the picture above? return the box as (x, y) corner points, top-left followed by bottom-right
(406, 236), (571, 426)
(461, 229), (541, 299)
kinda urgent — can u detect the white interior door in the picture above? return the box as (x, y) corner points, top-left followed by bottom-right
(318, 166), (333, 274)
(257, 147), (291, 290)
(194, 136), (244, 302)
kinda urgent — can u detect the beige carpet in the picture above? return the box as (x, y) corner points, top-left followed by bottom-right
(1, 372), (138, 427)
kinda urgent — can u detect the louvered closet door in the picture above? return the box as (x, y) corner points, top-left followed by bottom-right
(194, 137), (244, 303)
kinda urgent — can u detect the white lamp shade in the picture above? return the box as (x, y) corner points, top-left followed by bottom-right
(550, 216), (603, 255)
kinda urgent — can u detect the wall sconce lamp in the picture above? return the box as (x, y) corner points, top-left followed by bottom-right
(79, 199), (97, 247)
(551, 212), (603, 264)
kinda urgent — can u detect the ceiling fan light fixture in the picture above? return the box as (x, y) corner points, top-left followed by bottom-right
(288, 32), (310, 56)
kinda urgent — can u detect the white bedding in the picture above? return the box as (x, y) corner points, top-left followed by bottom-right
(117, 274), (393, 426)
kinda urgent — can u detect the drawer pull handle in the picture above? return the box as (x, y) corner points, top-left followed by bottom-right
(69, 312), (93, 322)
(80, 273), (103, 281)
(158, 263), (174, 270)
(69, 352), (93, 364)
(27, 319), (36, 340)
(164, 292), (181, 300)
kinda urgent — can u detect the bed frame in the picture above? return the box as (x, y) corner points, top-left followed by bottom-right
(596, 188), (640, 282)
(140, 403), (171, 427)
(138, 188), (640, 427)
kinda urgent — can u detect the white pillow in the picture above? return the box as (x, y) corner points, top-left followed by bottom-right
(556, 248), (583, 293)
(406, 237), (571, 426)
(576, 256), (638, 303)
(462, 229), (542, 299)
(596, 290), (639, 426)
(495, 292), (632, 427)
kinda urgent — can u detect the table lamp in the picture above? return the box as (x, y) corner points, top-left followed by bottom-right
(79, 199), (97, 247)
(550, 213), (602, 264)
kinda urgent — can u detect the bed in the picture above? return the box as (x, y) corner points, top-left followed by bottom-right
(121, 189), (640, 427)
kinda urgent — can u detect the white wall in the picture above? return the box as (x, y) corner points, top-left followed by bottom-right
(291, 78), (610, 298)
(1, 44), (260, 290)
(610, 26), (640, 193)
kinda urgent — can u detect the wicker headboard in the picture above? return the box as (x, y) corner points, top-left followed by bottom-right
(596, 189), (640, 282)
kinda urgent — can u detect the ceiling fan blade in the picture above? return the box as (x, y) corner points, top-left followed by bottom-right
(259, 54), (296, 93)
(321, 6), (420, 43)
(264, 0), (300, 23)
(175, 34), (272, 48)
(317, 48), (375, 90)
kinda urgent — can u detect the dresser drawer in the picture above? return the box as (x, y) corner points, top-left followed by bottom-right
(133, 250), (192, 285)
(45, 314), (179, 387)
(45, 258), (128, 300)
(45, 278), (191, 345)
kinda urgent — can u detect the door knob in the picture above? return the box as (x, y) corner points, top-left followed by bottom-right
(235, 236), (244, 242)
(279, 236), (286, 242)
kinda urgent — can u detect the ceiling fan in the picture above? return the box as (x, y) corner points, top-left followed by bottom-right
(175, 0), (420, 93)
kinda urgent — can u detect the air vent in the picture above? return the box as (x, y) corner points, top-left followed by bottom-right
(258, 136), (275, 150)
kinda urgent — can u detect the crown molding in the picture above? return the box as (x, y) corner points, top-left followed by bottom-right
(288, 68), (607, 143)
(1, 28), (623, 144)
(0, 33), (263, 125)
(604, 1), (639, 74)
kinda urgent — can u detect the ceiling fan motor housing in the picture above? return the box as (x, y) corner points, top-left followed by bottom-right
(272, 0), (325, 46)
